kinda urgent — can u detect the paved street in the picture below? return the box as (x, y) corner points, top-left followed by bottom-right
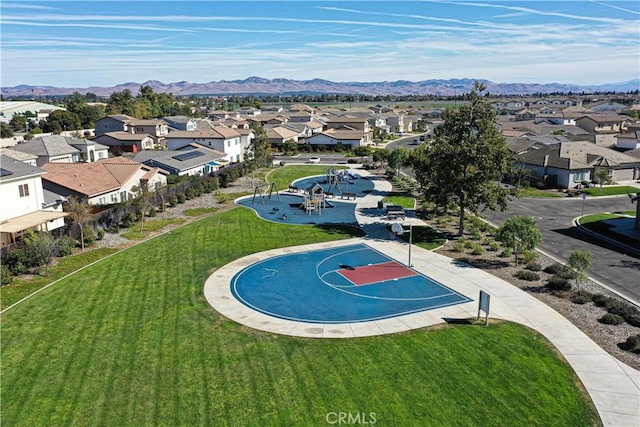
(482, 195), (640, 304)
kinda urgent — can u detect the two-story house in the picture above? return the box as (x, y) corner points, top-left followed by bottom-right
(133, 144), (226, 176)
(165, 127), (245, 162)
(575, 114), (627, 147)
(0, 154), (67, 248)
(9, 135), (108, 166)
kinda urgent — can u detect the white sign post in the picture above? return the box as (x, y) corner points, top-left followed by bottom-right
(478, 290), (490, 326)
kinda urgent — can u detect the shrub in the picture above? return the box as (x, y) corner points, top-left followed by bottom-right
(176, 193), (186, 204)
(488, 241), (501, 252)
(546, 275), (572, 291)
(453, 242), (465, 253)
(470, 228), (483, 240)
(544, 263), (565, 275)
(607, 301), (639, 319)
(526, 261), (542, 271)
(626, 315), (640, 328)
(1, 263), (13, 286)
(147, 207), (157, 218)
(96, 227), (105, 241)
(556, 267), (577, 280)
(169, 197), (178, 207)
(3, 246), (40, 275)
(464, 240), (475, 249)
(619, 335), (640, 354)
(570, 290), (593, 305)
(121, 212), (138, 228)
(516, 270), (540, 281)
(82, 227), (97, 248)
(471, 244), (485, 255)
(592, 294), (612, 308)
(499, 248), (512, 258)
(58, 235), (76, 256)
(599, 313), (625, 325)
(521, 251), (538, 265)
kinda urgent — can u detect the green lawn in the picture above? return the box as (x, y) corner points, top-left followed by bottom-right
(581, 185), (640, 197)
(390, 225), (447, 250)
(381, 194), (415, 208)
(183, 207), (219, 217)
(578, 212), (639, 249)
(517, 187), (562, 198)
(121, 218), (186, 240)
(266, 165), (346, 190)
(1, 208), (598, 426)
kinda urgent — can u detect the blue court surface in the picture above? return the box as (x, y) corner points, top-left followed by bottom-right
(231, 243), (472, 323)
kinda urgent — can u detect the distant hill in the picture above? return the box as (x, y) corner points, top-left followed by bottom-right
(2, 77), (638, 98)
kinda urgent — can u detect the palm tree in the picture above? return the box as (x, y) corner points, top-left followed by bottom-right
(65, 196), (92, 250)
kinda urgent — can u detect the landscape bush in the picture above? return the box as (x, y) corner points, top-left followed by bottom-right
(570, 290), (593, 305)
(521, 251), (538, 265)
(525, 261), (542, 271)
(607, 301), (640, 320)
(543, 263), (565, 275)
(82, 228), (97, 248)
(626, 315), (640, 328)
(471, 243), (485, 255)
(499, 248), (512, 258)
(1, 263), (13, 286)
(592, 294), (612, 308)
(58, 235), (76, 256)
(147, 207), (157, 218)
(176, 193), (186, 204)
(619, 334), (640, 354)
(599, 313), (625, 325)
(453, 242), (465, 253)
(516, 270), (540, 281)
(168, 197), (178, 207)
(487, 241), (501, 252)
(96, 227), (105, 241)
(546, 275), (572, 291)
(3, 246), (40, 275)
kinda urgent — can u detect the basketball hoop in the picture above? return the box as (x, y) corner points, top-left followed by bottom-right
(391, 223), (404, 236)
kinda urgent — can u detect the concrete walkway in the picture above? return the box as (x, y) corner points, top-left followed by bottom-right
(204, 169), (639, 427)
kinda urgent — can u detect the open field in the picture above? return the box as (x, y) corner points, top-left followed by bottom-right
(1, 208), (599, 426)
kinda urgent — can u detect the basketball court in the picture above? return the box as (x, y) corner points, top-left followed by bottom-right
(230, 243), (472, 324)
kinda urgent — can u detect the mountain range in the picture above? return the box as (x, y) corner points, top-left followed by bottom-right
(2, 77), (639, 98)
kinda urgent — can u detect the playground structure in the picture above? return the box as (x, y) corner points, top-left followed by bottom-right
(326, 167), (359, 194)
(252, 182), (280, 205)
(300, 182), (334, 215)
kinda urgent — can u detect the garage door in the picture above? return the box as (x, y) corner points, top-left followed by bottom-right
(612, 168), (635, 181)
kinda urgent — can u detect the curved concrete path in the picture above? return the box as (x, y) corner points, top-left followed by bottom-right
(205, 168), (639, 427)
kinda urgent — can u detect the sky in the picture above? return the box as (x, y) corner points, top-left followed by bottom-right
(1, 0), (639, 88)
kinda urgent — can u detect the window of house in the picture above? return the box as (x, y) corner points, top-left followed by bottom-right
(99, 197), (106, 204)
(120, 191), (127, 202)
(227, 141), (231, 147)
(111, 194), (118, 203)
(18, 183), (29, 197)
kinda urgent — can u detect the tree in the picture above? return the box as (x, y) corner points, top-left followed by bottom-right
(388, 147), (411, 176)
(495, 216), (542, 265)
(133, 179), (155, 232)
(353, 145), (373, 162)
(65, 196), (92, 250)
(42, 110), (81, 134)
(594, 169), (611, 190)
(567, 250), (593, 290)
(23, 230), (60, 276)
(244, 123), (273, 187)
(1, 123), (13, 138)
(411, 82), (513, 235)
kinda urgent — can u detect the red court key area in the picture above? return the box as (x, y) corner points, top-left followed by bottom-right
(338, 261), (417, 286)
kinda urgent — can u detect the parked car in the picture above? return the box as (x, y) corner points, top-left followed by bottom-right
(419, 135), (426, 141)
(309, 156), (321, 164)
(411, 139), (420, 145)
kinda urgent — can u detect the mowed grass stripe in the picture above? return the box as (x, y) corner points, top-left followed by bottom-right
(1, 208), (598, 426)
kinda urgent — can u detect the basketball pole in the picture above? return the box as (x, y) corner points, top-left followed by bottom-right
(408, 224), (413, 267)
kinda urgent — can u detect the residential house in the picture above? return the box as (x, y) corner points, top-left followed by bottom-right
(94, 114), (136, 137)
(265, 126), (300, 146)
(616, 131), (640, 151)
(307, 128), (368, 148)
(325, 117), (373, 144)
(289, 104), (315, 114)
(514, 108), (537, 121)
(165, 127), (245, 162)
(382, 111), (405, 134)
(9, 135), (88, 166)
(236, 106), (261, 117)
(133, 144), (226, 176)
(93, 132), (156, 154)
(575, 114), (627, 146)
(66, 137), (109, 162)
(164, 115), (198, 131)
(0, 154), (67, 248)
(130, 119), (169, 148)
(40, 157), (166, 205)
(588, 102), (628, 113)
(517, 141), (640, 188)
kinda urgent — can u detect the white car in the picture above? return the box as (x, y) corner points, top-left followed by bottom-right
(309, 156), (321, 164)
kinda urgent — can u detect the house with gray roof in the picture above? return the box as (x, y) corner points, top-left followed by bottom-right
(9, 135), (85, 166)
(164, 116), (197, 131)
(133, 144), (226, 176)
(517, 141), (640, 188)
